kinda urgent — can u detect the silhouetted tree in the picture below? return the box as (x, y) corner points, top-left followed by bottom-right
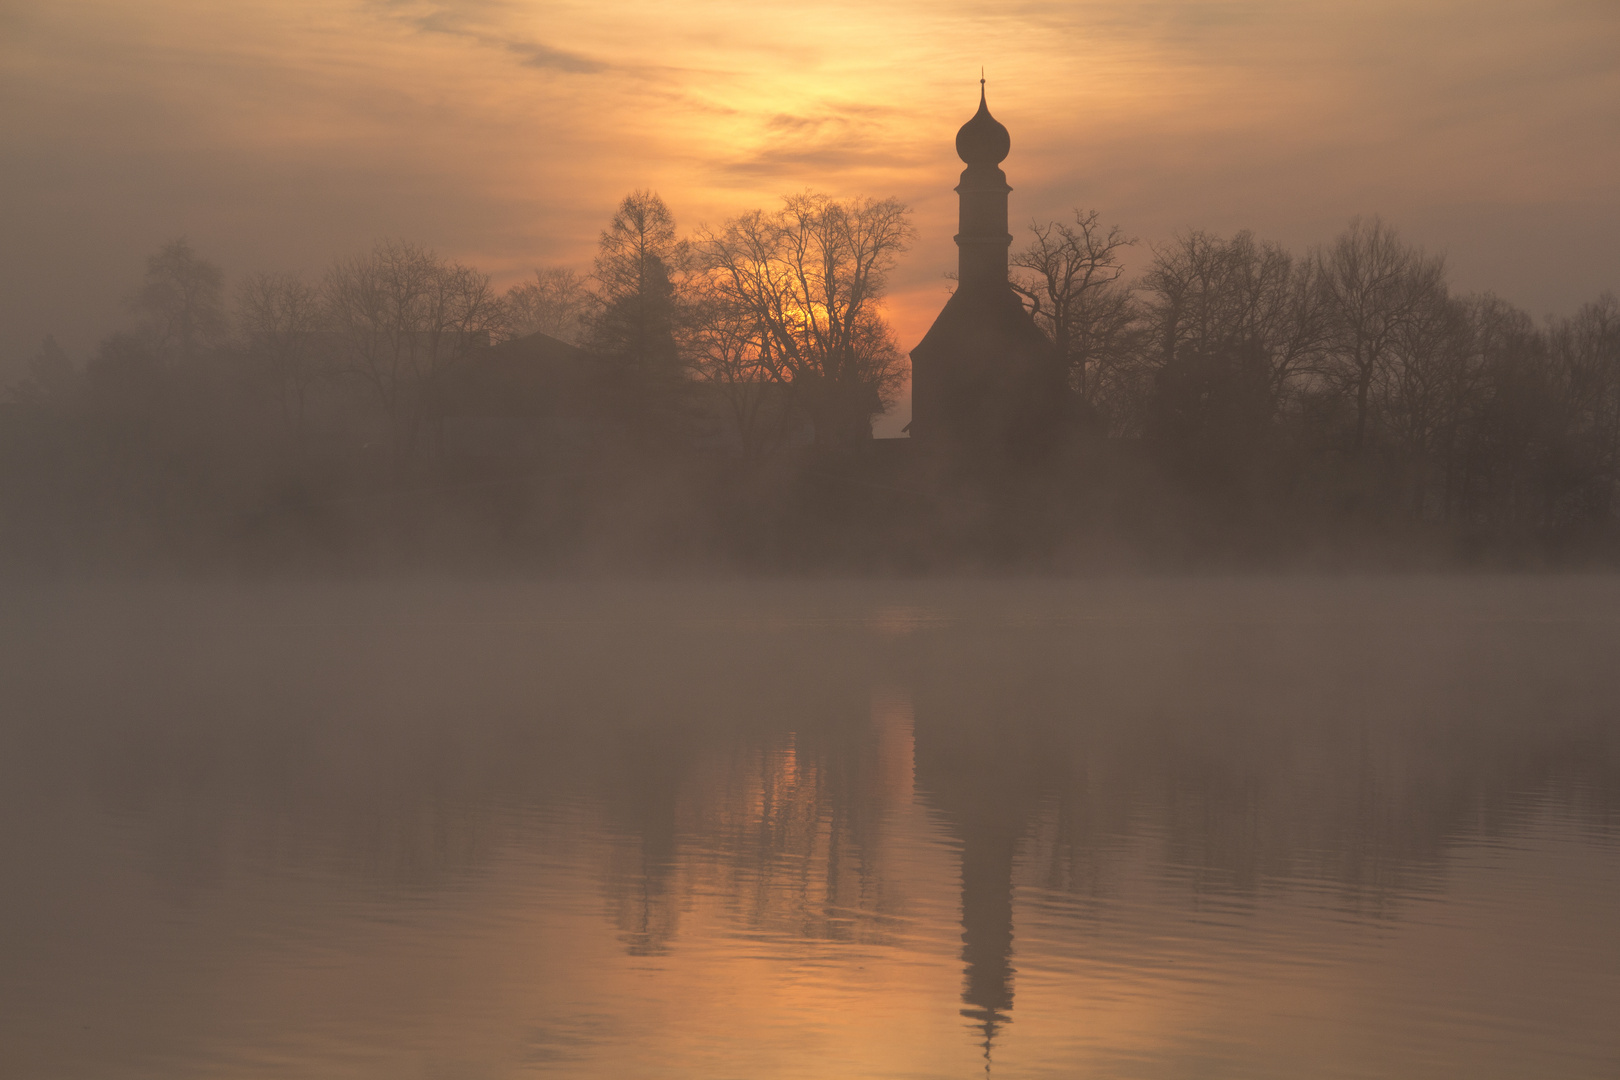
(1146, 340), (1276, 497)
(590, 191), (688, 377)
(133, 238), (228, 363)
(1459, 297), (1567, 534)
(236, 271), (327, 434)
(1374, 290), (1477, 518)
(1135, 231), (1330, 507)
(1143, 230), (1328, 400)
(1318, 217), (1448, 454)
(699, 193), (912, 450)
(1547, 294), (1620, 527)
(7, 336), (77, 409)
(322, 240), (506, 465)
(1010, 209), (1139, 414)
(683, 280), (792, 459)
(505, 266), (594, 344)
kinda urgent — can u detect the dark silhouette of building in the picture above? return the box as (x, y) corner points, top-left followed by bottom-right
(909, 82), (1073, 474)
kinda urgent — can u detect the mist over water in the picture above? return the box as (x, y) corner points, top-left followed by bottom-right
(3, 575), (1617, 1079)
(7, 3), (1620, 1074)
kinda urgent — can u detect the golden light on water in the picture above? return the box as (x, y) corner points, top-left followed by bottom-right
(4, 581), (1620, 1076)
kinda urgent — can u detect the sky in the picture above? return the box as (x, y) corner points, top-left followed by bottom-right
(3, 0), (1618, 428)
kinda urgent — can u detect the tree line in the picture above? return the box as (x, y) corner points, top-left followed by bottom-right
(0, 190), (916, 567)
(3, 190), (1617, 569)
(1012, 213), (1620, 559)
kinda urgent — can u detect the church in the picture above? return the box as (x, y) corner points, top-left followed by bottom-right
(907, 83), (1075, 472)
(433, 84), (1077, 479)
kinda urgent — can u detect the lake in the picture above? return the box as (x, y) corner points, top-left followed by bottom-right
(2, 576), (1618, 1078)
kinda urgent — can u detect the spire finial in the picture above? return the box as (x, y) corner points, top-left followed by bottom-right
(956, 72), (1009, 164)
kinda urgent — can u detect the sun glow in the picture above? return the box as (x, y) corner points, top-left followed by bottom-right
(4, 0), (1617, 384)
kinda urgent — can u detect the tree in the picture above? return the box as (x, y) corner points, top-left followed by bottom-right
(1375, 290), (1479, 517)
(133, 238), (228, 363)
(699, 192), (913, 450)
(1547, 294), (1620, 526)
(1318, 217), (1448, 453)
(8, 336), (77, 408)
(236, 271), (327, 434)
(1010, 210), (1139, 412)
(684, 280), (790, 458)
(505, 267), (594, 344)
(1143, 230), (1328, 400)
(1145, 339), (1276, 496)
(590, 191), (688, 378)
(322, 240), (507, 464)
(1453, 297), (1565, 532)
(1134, 229), (1330, 484)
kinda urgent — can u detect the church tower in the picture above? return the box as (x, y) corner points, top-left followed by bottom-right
(909, 83), (1072, 471)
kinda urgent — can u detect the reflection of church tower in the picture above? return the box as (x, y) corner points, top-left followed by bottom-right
(913, 686), (1051, 1071)
(909, 82), (1072, 471)
(958, 807), (1019, 1065)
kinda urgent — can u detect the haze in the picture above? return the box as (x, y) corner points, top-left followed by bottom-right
(5, 0), (1618, 425)
(5, 8), (1620, 1072)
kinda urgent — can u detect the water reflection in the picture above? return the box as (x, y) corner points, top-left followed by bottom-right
(2, 579), (1619, 1078)
(912, 688), (1045, 1064)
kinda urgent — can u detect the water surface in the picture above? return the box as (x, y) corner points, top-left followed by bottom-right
(2, 577), (1618, 1078)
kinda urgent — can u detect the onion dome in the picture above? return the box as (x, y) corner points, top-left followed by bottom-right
(955, 81), (1010, 165)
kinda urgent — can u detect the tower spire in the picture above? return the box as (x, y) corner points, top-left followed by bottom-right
(952, 81), (1012, 288)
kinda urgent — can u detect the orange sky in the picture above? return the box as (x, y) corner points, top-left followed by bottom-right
(4, 0), (1618, 428)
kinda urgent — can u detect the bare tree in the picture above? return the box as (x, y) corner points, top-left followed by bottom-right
(505, 266), (594, 344)
(1131, 229), (1331, 469)
(7, 336), (77, 408)
(1548, 293), (1620, 523)
(683, 280), (789, 458)
(1375, 290), (1479, 516)
(1010, 210), (1139, 409)
(132, 238), (228, 363)
(699, 192), (912, 449)
(1144, 230), (1328, 397)
(1317, 217), (1448, 453)
(322, 240), (507, 464)
(237, 271), (327, 434)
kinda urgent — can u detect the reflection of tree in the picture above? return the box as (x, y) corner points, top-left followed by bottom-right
(906, 622), (1620, 917)
(704, 726), (903, 943)
(587, 682), (914, 956)
(896, 615), (1620, 1068)
(64, 599), (1620, 974)
(625, 728), (901, 947)
(600, 734), (687, 956)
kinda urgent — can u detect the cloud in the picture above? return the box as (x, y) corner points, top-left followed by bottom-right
(403, 4), (607, 74)
(720, 146), (924, 178)
(504, 38), (605, 73)
(718, 108), (927, 179)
